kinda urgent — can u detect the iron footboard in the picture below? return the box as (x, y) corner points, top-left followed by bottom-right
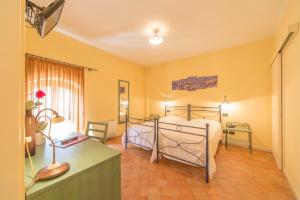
(125, 116), (156, 150)
(125, 115), (210, 183)
(155, 118), (210, 183)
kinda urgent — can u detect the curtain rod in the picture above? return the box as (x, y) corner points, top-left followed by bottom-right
(25, 53), (98, 72)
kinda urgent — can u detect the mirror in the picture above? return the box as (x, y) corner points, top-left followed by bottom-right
(118, 80), (129, 124)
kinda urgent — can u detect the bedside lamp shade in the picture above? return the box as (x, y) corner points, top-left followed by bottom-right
(222, 96), (230, 105)
(164, 96), (174, 107)
(222, 96), (231, 116)
(51, 115), (65, 123)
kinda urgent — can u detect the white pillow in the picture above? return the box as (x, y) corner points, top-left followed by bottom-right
(188, 119), (218, 127)
(159, 116), (186, 124)
(184, 119), (221, 135)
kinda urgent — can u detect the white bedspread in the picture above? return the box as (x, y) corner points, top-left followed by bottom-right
(122, 117), (222, 179)
(122, 121), (155, 149)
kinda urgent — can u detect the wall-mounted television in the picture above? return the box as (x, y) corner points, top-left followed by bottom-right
(26, 0), (65, 38)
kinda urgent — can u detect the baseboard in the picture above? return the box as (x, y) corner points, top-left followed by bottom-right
(221, 139), (272, 152)
(283, 169), (299, 200)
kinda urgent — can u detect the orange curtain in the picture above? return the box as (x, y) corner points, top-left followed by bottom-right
(25, 54), (85, 132)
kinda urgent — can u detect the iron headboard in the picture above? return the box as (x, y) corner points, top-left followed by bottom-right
(165, 104), (222, 122)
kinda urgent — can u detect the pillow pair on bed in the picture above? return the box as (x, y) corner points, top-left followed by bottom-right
(159, 116), (222, 135)
(186, 118), (220, 127)
(159, 116), (218, 127)
(159, 116), (186, 124)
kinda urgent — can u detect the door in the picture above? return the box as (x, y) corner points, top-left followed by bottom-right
(271, 54), (283, 169)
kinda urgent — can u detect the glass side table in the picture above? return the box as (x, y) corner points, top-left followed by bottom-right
(144, 114), (160, 121)
(224, 122), (252, 154)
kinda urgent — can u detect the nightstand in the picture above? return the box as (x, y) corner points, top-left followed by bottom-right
(224, 122), (252, 154)
(144, 114), (160, 121)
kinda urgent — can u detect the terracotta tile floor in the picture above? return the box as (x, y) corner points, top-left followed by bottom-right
(107, 137), (296, 200)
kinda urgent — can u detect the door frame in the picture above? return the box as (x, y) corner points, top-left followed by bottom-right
(272, 53), (284, 170)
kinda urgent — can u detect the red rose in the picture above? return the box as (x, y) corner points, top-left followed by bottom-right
(35, 90), (46, 99)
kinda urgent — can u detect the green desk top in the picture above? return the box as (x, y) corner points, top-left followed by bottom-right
(25, 139), (121, 198)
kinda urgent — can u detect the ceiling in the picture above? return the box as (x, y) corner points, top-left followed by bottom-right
(33, 0), (287, 66)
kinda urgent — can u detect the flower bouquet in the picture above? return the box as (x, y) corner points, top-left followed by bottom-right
(25, 90), (46, 157)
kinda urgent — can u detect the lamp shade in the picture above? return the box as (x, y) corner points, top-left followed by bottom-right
(222, 96), (231, 114)
(149, 29), (163, 45)
(51, 116), (65, 123)
(149, 35), (163, 45)
(222, 96), (230, 104)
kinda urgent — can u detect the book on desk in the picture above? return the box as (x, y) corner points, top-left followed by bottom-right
(51, 132), (88, 148)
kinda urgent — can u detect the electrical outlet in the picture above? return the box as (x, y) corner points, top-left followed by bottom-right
(223, 113), (228, 117)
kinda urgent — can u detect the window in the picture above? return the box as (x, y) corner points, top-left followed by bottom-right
(25, 54), (85, 133)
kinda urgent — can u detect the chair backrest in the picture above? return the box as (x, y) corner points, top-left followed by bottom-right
(85, 121), (109, 144)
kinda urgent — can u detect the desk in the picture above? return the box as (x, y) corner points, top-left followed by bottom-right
(25, 139), (121, 200)
(224, 122), (252, 154)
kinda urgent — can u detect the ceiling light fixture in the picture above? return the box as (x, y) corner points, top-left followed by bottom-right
(149, 29), (163, 45)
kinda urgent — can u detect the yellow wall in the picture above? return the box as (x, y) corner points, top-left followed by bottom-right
(274, 0), (300, 197)
(145, 38), (273, 150)
(5, 1), (298, 198)
(0, 1), (24, 200)
(25, 28), (145, 133)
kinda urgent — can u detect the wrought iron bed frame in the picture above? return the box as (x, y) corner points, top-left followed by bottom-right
(125, 104), (222, 183)
(165, 104), (222, 122)
(125, 117), (156, 150)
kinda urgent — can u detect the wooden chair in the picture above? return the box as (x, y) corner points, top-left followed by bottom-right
(85, 121), (109, 144)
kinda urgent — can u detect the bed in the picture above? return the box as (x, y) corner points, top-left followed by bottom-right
(122, 117), (156, 150)
(122, 104), (222, 182)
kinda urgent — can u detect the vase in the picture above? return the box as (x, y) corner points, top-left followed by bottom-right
(25, 110), (36, 157)
(35, 132), (46, 146)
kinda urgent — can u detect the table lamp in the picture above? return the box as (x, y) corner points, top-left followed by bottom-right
(34, 108), (70, 180)
(222, 95), (230, 117)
